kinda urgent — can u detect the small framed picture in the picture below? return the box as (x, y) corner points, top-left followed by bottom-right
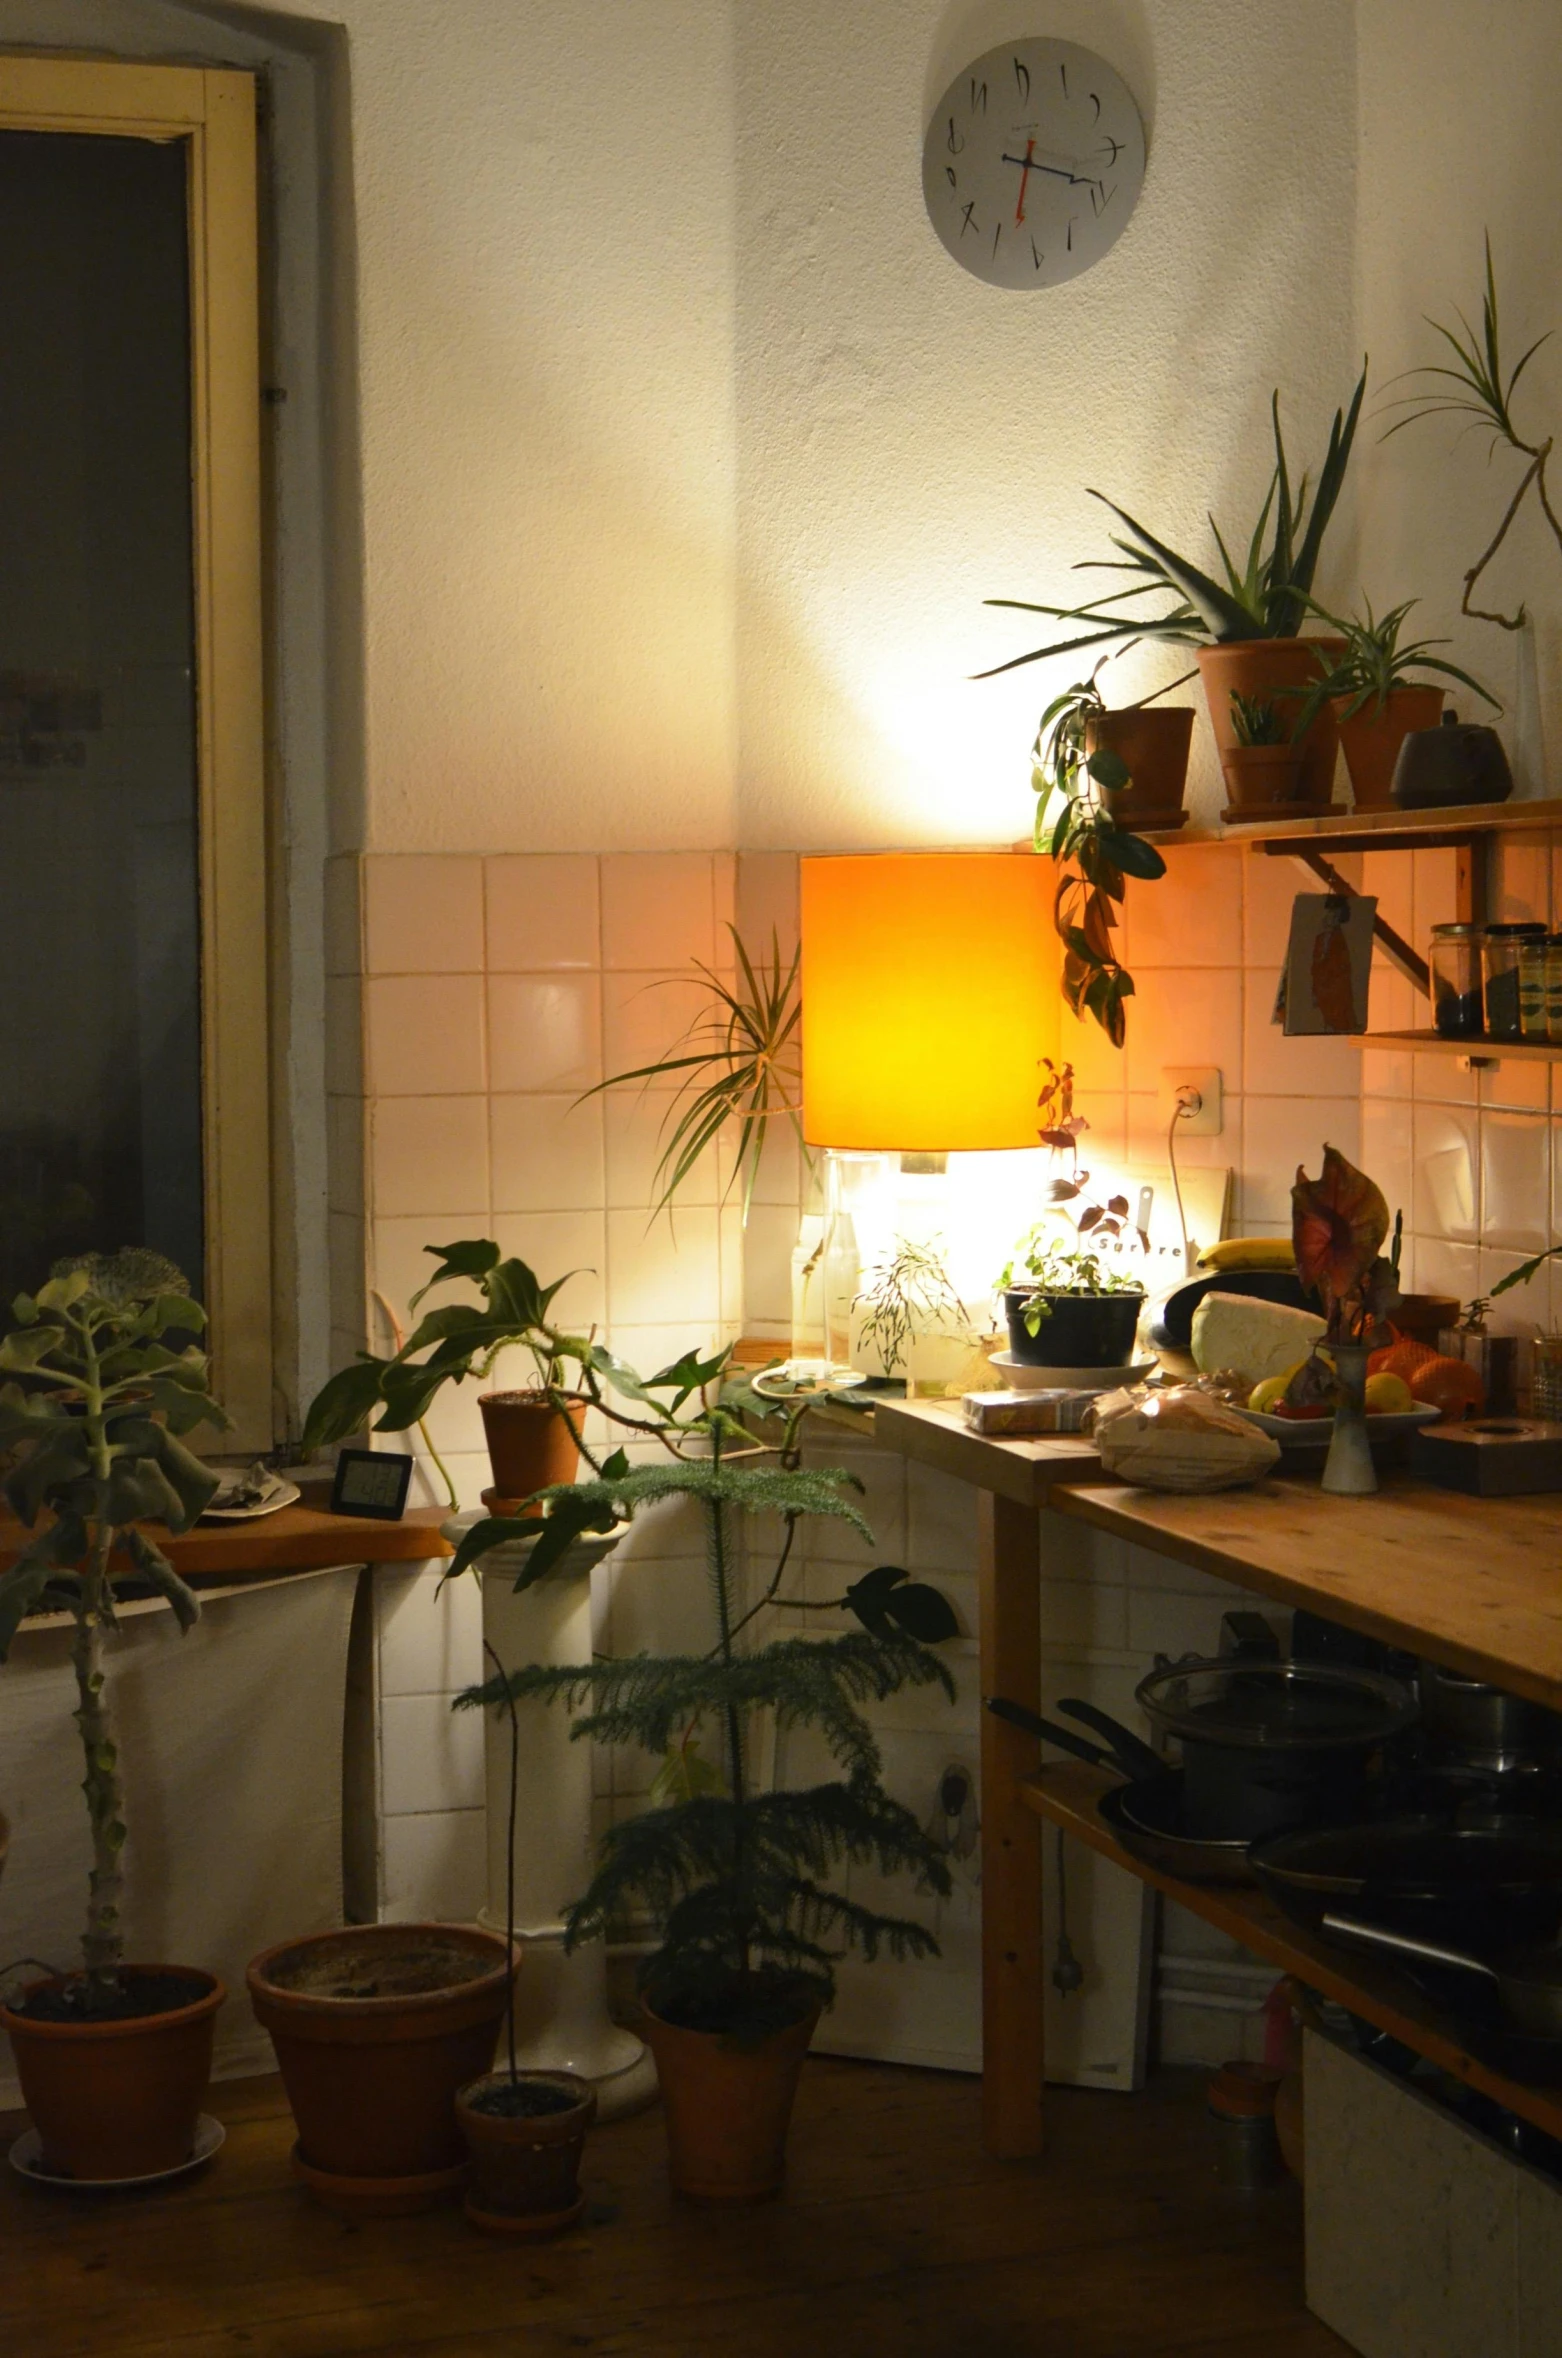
(1282, 892), (1377, 1036)
(329, 1447), (414, 1521)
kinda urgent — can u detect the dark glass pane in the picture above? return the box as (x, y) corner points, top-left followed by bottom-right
(0, 130), (203, 1306)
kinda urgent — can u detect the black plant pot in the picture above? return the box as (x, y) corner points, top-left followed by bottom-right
(1003, 1288), (1143, 1370)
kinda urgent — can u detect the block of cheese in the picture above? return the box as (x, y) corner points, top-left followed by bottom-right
(1190, 1292), (1326, 1386)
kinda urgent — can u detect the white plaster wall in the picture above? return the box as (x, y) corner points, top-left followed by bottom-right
(733, 0), (1360, 847)
(1356, 0), (1562, 768)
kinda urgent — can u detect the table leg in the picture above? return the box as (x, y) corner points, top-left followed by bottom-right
(978, 1488), (1044, 2158)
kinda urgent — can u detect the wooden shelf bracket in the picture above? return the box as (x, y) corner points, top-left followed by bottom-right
(1279, 845), (1432, 997)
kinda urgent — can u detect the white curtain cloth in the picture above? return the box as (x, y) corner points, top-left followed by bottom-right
(0, 1565), (358, 2104)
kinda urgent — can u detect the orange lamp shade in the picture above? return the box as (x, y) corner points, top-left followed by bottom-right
(800, 853), (1058, 1151)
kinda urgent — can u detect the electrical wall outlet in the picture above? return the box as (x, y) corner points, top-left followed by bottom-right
(1160, 1066), (1223, 1138)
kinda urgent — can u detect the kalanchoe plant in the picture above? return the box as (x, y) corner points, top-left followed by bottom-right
(450, 1380), (959, 2039)
(0, 1252), (227, 2007)
(979, 365), (1369, 676)
(303, 1241), (727, 1481)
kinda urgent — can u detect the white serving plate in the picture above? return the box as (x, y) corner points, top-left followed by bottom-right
(202, 1475), (301, 1522)
(988, 1353), (1157, 1395)
(750, 1362), (868, 1401)
(1235, 1403), (1442, 1448)
(9, 2112), (225, 2189)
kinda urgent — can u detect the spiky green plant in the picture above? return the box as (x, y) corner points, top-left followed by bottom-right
(1382, 236), (1561, 632)
(0, 1253), (227, 2005)
(978, 364), (1368, 677)
(580, 925), (805, 1222)
(1228, 691), (1288, 748)
(1283, 595), (1499, 741)
(451, 1401), (959, 2039)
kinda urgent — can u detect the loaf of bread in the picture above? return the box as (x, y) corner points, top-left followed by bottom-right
(1091, 1385), (1281, 1493)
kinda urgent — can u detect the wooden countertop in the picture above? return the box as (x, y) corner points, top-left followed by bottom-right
(870, 1399), (1562, 1710)
(0, 1497), (453, 1581)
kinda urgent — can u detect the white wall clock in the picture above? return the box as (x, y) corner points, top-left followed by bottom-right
(922, 38), (1145, 290)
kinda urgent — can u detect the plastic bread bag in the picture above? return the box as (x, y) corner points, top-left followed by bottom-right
(1088, 1383), (1281, 1494)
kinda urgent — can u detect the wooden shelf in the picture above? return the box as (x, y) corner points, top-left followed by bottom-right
(1349, 1029), (1560, 1061)
(1024, 1760), (1562, 2143)
(1129, 798), (1562, 852)
(0, 1496), (454, 1581)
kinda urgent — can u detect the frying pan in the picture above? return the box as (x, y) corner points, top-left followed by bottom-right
(984, 1696), (1254, 1883)
(1249, 1818), (1562, 1949)
(1321, 1913), (1562, 2039)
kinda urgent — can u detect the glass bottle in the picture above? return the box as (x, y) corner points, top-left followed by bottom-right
(1428, 922), (1483, 1039)
(1482, 922), (1547, 1042)
(1519, 935), (1551, 1040)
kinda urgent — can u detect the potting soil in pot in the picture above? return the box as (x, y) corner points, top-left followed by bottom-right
(11, 1969), (211, 2024)
(262, 1936), (491, 2001)
(464, 2079), (580, 2120)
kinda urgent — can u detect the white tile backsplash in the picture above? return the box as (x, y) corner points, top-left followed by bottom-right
(380, 1691), (487, 1818)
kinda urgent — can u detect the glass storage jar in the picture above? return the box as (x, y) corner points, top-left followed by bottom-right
(1519, 934), (1551, 1040)
(1546, 934), (1562, 1044)
(1482, 922), (1547, 1041)
(1429, 922), (1484, 1039)
(1532, 1335), (1562, 1423)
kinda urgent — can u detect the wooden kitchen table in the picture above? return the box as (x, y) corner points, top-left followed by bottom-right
(870, 1398), (1562, 2159)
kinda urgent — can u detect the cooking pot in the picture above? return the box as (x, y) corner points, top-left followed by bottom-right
(1135, 1657), (1417, 1843)
(1417, 1661), (1562, 1773)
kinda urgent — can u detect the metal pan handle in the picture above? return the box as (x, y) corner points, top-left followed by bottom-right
(1055, 1696), (1163, 1781)
(1320, 1912), (1498, 1983)
(984, 1695), (1117, 1773)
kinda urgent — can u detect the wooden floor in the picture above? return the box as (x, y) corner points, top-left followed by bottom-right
(2, 2062), (1350, 2358)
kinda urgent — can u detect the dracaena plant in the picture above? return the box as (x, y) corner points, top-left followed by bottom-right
(450, 1375), (959, 2039)
(302, 1240), (729, 1477)
(0, 1251), (227, 2006)
(978, 364), (1368, 678)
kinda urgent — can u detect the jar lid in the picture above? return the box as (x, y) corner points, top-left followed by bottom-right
(1430, 922), (1478, 939)
(1484, 922), (1548, 937)
(1208, 2060), (1284, 2118)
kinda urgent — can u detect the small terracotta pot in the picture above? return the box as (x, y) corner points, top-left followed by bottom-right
(456, 2068), (597, 2237)
(639, 1999), (819, 2205)
(1198, 639), (1343, 807)
(247, 1923), (514, 2216)
(1335, 685), (1445, 809)
(1086, 705), (1195, 830)
(478, 1391), (585, 1510)
(1220, 742), (1308, 816)
(0, 1965), (224, 2181)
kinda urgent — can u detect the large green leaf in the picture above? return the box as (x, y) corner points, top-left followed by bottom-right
(1087, 493), (1263, 641)
(122, 1529), (201, 1632)
(5, 1433), (92, 1526)
(301, 1356), (390, 1450)
(0, 1513), (87, 1657)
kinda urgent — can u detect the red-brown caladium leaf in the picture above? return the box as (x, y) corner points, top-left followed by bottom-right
(1292, 1146), (1390, 1337)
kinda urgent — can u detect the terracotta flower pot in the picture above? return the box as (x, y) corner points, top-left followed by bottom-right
(1334, 685), (1445, 809)
(639, 1998), (820, 2205)
(247, 1923), (514, 2216)
(1220, 742), (1307, 818)
(1085, 705), (1195, 831)
(456, 2068), (597, 2237)
(0, 1964), (224, 2181)
(1197, 639), (1343, 809)
(478, 1390), (585, 1511)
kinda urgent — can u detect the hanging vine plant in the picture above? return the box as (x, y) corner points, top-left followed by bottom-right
(1033, 672), (1168, 1048)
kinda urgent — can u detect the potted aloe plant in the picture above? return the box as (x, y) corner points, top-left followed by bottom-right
(982, 366), (1368, 810)
(0, 1251), (228, 2184)
(448, 1367), (959, 2205)
(1283, 596), (1499, 808)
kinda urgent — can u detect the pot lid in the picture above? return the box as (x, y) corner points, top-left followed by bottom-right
(1136, 1658), (1416, 1753)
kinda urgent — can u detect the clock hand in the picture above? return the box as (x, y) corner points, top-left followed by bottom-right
(1000, 151), (1102, 192)
(1012, 136), (1035, 224)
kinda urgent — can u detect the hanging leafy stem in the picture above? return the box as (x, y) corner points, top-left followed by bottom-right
(1382, 237), (1562, 631)
(1033, 675), (1167, 1047)
(579, 926), (806, 1222)
(977, 365), (1368, 677)
(450, 1379), (959, 2038)
(0, 1252), (227, 2009)
(994, 1064), (1147, 1328)
(853, 1239), (975, 1378)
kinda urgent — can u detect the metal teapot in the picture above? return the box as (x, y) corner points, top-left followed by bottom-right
(1391, 709), (1513, 809)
